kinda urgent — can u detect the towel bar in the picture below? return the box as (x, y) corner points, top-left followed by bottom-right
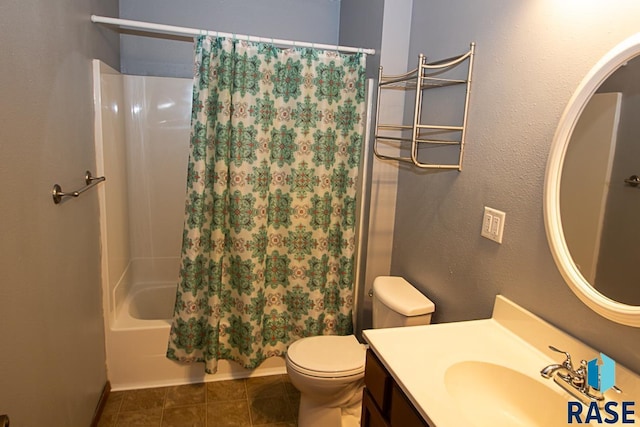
(52, 171), (106, 204)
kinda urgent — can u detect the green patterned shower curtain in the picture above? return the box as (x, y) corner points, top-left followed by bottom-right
(167, 36), (366, 373)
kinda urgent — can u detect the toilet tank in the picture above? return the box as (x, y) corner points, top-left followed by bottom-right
(372, 276), (435, 328)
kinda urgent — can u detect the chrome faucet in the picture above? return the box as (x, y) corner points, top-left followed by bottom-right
(540, 345), (621, 405)
(540, 345), (587, 385)
(541, 346), (576, 381)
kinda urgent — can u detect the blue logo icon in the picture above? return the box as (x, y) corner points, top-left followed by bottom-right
(568, 353), (636, 424)
(588, 353), (616, 392)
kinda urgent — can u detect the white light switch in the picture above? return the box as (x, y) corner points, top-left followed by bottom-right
(481, 206), (506, 243)
(483, 213), (493, 234)
(491, 215), (500, 234)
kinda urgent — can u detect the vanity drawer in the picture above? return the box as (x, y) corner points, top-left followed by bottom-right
(390, 383), (429, 427)
(362, 388), (391, 427)
(364, 349), (392, 413)
(362, 349), (432, 427)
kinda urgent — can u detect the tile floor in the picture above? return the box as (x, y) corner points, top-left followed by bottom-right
(97, 374), (299, 427)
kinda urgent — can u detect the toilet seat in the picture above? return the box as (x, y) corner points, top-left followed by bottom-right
(287, 335), (366, 378)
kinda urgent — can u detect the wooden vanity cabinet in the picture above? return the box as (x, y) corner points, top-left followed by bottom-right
(361, 349), (430, 427)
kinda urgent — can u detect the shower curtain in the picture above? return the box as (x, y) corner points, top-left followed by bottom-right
(167, 36), (366, 373)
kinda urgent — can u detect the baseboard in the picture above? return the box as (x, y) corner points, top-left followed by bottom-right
(91, 381), (111, 427)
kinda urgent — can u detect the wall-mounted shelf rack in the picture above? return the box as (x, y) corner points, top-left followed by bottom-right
(374, 43), (475, 170)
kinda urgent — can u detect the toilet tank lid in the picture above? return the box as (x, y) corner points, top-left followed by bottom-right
(373, 276), (435, 316)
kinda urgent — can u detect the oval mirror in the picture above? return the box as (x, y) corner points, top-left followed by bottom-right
(545, 33), (640, 327)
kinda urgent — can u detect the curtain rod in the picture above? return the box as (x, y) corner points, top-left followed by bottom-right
(91, 15), (376, 55)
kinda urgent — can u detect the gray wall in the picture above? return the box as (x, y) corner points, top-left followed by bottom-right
(338, 0), (385, 334)
(595, 56), (640, 305)
(391, 0), (640, 373)
(120, 0), (342, 77)
(0, 0), (119, 426)
(339, 0), (384, 78)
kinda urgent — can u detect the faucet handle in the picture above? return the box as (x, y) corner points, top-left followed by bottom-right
(549, 345), (574, 369)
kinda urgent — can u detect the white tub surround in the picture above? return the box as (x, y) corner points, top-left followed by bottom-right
(93, 60), (286, 391)
(363, 296), (640, 427)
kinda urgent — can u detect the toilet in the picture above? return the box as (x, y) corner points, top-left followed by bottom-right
(285, 276), (435, 427)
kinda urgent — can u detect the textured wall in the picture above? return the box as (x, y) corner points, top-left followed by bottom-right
(119, 0), (342, 77)
(0, 0), (119, 426)
(339, 0), (414, 334)
(391, 0), (640, 373)
(338, 0), (385, 333)
(339, 0), (384, 78)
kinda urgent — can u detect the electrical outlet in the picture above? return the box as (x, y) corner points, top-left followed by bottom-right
(481, 206), (506, 243)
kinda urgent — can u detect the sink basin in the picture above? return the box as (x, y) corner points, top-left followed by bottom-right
(445, 361), (587, 427)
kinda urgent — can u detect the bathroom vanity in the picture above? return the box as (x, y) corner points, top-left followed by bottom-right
(361, 349), (429, 426)
(362, 296), (639, 427)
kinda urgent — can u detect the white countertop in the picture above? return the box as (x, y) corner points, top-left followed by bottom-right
(363, 296), (640, 427)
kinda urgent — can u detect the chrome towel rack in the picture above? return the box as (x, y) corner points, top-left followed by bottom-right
(52, 171), (106, 204)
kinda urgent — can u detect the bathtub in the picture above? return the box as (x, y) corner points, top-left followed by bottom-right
(128, 284), (176, 321)
(106, 258), (286, 391)
(114, 282), (175, 328)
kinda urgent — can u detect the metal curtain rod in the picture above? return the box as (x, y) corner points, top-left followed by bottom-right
(91, 15), (376, 55)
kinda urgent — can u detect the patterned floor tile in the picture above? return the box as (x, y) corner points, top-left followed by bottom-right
(115, 408), (162, 426)
(206, 399), (251, 426)
(206, 379), (247, 401)
(249, 395), (295, 425)
(246, 376), (286, 399)
(165, 384), (206, 408)
(120, 388), (167, 412)
(98, 375), (299, 427)
(162, 404), (206, 427)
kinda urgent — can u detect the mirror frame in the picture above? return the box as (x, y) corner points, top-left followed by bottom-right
(545, 33), (640, 327)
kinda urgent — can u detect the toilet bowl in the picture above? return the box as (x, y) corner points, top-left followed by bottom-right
(286, 276), (435, 427)
(286, 335), (366, 427)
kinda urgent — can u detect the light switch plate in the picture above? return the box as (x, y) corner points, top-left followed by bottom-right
(481, 206), (506, 243)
